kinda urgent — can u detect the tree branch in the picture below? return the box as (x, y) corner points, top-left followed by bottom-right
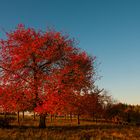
(0, 65), (33, 86)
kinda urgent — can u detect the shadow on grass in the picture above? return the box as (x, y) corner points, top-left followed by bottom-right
(5, 123), (131, 131)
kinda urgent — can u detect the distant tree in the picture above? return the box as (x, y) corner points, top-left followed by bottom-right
(0, 24), (95, 128)
(83, 87), (104, 121)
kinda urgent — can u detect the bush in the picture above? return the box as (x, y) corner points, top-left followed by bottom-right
(0, 118), (10, 128)
(0, 115), (16, 128)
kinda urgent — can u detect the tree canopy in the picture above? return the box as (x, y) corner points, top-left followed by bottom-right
(0, 24), (95, 127)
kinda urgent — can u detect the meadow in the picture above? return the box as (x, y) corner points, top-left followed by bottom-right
(0, 114), (140, 140)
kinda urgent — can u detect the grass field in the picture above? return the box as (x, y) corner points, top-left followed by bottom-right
(0, 115), (140, 140)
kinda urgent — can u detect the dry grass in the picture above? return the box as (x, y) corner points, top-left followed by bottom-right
(0, 115), (140, 140)
(0, 126), (140, 140)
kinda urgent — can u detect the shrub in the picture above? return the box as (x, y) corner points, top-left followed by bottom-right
(0, 118), (10, 128)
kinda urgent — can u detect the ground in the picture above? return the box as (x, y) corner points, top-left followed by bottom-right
(0, 114), (140, 140)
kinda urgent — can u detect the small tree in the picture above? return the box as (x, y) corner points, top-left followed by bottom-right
(83, 87), (104, 121)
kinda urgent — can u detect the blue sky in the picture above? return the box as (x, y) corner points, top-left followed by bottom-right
(0, 0), (140, 105)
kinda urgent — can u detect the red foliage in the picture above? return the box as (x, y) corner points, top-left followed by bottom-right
(0, 24), (95, 115)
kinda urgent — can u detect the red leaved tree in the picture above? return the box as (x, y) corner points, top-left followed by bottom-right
(83, 88), (104, 121)
(0, 24), (95, 128)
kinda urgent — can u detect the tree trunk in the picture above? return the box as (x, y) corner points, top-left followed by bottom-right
(77, 114), (80, 125)
(39, 114), (46, 128)
(50, 114), (53, 122)
(4, 112), (6, 120)
(17, 111), (20, 124)
(33, 112), (36, 121)
(92, 112), (94, 121)
(22, 111), (24, 120)
(70, 113), (72, 122)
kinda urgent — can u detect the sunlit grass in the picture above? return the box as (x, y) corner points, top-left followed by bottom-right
(0, 114), (140, 140)
(0, 126), (140, 140)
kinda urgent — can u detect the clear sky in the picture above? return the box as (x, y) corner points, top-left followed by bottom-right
(0, 0), (140, 105)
